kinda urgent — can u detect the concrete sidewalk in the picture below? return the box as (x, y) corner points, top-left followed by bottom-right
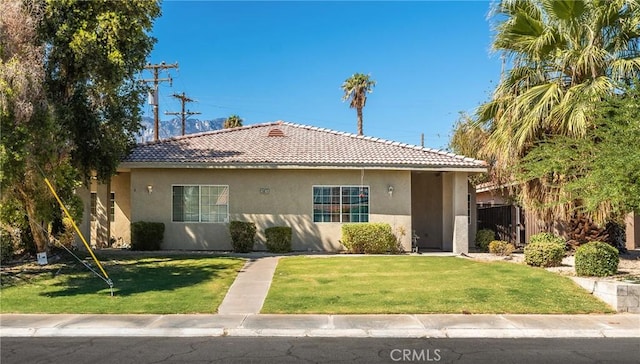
(1, 313), (639, 338)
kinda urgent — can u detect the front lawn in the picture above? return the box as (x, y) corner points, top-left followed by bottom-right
(262, 256), (613, 314)
(0, 253), (245, 314)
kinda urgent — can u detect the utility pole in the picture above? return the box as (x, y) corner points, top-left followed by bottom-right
(141, 61), (179, 141)
(165, 92), (201, 136)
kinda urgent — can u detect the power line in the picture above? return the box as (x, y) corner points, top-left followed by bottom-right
(141, 61), (179, 141)
(165, 92), (201, 136)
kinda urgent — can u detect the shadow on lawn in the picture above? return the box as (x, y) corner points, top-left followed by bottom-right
(39, 255), (242, 298)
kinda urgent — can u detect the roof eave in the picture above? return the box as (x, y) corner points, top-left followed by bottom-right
(118, 161), (487, 173)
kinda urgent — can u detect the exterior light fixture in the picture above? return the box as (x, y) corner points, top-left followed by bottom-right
(388, 185), (394, 196)
(147, 185), (153, 194)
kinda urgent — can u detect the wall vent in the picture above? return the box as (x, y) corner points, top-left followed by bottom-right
(267, 128), (285, 137)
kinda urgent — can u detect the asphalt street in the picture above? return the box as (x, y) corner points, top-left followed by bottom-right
(2, 337), (638, 364)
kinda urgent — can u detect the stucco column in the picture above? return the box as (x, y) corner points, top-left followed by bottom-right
(95, 182), (110, 248)
(452, 172), (468, 254)
(74, 186), (92, 250)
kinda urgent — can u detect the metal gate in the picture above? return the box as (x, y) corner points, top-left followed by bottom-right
(477, 205), (520, 244)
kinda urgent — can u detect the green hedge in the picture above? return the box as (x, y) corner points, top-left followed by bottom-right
(265, 226), (292, 253)
(475, 229), (495, 252)
(229, 221), (256, 253)
(341, 223), (399, 254)
(130, 222), (164, 251)
(529, 232), (565, 246)
(575, 241), (619, 277)
(524, 240), (564, 267)
(488, 240), (514, 256)
(1, 228), (14, 264)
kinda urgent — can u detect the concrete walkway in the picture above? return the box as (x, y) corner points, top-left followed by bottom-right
(217, 256), (280, 314)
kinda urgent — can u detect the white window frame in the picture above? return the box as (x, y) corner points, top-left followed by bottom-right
(171, 184), (229, 223)
(312, 185), (370, 223)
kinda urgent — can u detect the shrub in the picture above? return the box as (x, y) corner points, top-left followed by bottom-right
(130, 222), (165, 251)
(475, 229), (495, 252)
(265, 226), (292, 253)
(524, 240), (565, 267)
(56, 218), (76, 249)
(17, 225), (36, 256)
(229, 221), (256, 253)
(488, 240), (514, 256)
(529, 232), (565, 246)
(575, 241), (619, 277)
(341, 223), (398, 254)
(1, 228), (15, 264)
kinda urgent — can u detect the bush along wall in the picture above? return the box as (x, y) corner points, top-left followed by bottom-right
(341, 223), (399, 254)
(489, 240), (514, 256)
(575, 241), (619, 277)
(228, 221), (256, 253)
(265, 226), (292, 253)
(0, 227), (15, 263)
(130, 222), (165, 251)
(524, 232), (565, 267)
(475, 229), (495, 252)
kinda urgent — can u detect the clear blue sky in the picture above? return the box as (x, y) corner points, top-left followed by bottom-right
(145, 1), (501, 149)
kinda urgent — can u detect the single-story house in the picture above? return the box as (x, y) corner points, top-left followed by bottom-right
(79, 121), (487, 253)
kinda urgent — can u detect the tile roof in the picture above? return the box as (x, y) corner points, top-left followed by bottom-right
(122, 121), (487, 170)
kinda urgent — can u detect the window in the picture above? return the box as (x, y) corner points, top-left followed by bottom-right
(313, 186), (369, 223)
(90, 192), (97, 221)
(172, 185), (229, 223)
(109, 192), (115, 222)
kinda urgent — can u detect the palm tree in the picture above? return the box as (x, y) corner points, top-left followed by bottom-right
(223, 114), (243, 129)
(341, 73), (376, 135)
(481, 0), (640, 162)
(477, 0), (640, 221)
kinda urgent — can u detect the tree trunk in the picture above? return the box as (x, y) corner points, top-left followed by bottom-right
(566, 214), (608, 250)
(357, 107), (363, 136)
(18, 186), (49, 253)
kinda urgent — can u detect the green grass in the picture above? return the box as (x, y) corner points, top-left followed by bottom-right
(0, 253), (245, 314)
(262, 256), (614, 314)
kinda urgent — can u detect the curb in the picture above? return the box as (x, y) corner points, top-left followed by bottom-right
(2, 327), (638, 338)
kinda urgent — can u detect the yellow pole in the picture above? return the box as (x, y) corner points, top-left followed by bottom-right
(43, 178), (111, 281)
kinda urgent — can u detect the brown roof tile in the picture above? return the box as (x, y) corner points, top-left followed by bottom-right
(122, 121), (487, 170)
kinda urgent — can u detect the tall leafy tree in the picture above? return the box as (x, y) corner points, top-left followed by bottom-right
(448, 112), (491, 184)
(449, 112), (489, 160)
(341, 73), (376, 136)
(477, 0), (640, 222)
(518, 84), (640, 224)
(0, 0), (160, 253)
(223, 114), (243, 129)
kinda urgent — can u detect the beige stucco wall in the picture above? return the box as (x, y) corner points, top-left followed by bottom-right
(442, 172), (454, 251)
(468, 182), (477, 249)
(110, 172), (131, 246)
(92, 181), (110, 248)
(448, 172), (469, 253)
(74, 186), (92, 249)
(125, 168), (413, 251)
(476, 188), (511, 206)
(626, 212), (640, 250)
